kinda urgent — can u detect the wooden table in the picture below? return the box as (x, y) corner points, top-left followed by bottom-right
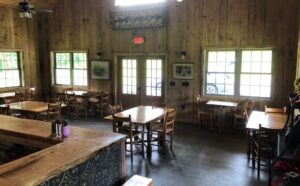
(8, 101), (65, 119)
(0, 92), (15, 98)
(0, 115), (126, 185)
(105, 105), (172, 156)
(246, 111), (287, 163)
(246, 111), (287, 130)
(206, 100), (238, 132)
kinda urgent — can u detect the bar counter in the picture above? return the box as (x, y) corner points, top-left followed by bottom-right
(0, 115), (126, 186)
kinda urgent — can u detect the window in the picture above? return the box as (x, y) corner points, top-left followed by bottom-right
(122, 59), (137, 95)
(115, 0), (166, 6)
(204, 49), (273, 98)
(146, 59), (162, 96)
(0, 51), (21, 88)
(54, 52), (87, 86)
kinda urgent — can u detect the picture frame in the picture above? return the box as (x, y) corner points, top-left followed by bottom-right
(173, 63), (194, 79)
(91, 60), (110, 79)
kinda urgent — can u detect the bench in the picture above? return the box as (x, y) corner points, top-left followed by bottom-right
(123, 175), (153, 186)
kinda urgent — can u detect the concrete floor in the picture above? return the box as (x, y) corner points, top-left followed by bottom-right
(69, 117), (268, 186)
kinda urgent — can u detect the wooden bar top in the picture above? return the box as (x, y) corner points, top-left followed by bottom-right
(0, 115), (126, 186)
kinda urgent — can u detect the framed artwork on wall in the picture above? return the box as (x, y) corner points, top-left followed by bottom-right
(91, 60), (110, 79)
(173, 63), (194, 79)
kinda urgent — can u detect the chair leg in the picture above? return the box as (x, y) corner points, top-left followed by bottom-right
(170, 132), (173, 150)
(210, 114), (213, 129)
(141, 126), (144, 155)
(257, 149), (261, 177)
(198, 113), (201, 127)
(130, 136), (133, 162)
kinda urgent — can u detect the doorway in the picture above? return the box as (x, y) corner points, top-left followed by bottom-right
(116, 55), (166, 108)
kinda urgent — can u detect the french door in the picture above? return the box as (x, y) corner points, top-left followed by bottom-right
(117, 55), (165, 108)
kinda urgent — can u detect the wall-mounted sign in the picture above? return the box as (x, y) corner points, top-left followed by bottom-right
(132, 37), (144, 44)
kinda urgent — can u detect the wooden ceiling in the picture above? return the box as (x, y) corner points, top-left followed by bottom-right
(0, 0), (57, 9)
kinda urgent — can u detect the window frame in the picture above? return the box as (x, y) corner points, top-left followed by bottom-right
(202, 48), (274, 100)
(53, 51), (88, 87)
(0, 50), (23, 89)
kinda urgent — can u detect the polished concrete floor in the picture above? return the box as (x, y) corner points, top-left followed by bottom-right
(70, 117), (268, 186)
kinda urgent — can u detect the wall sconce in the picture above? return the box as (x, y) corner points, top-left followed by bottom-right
(97, 52), (102, 59)
(177, 0), (183, 2)
(181, 51), (187, 60)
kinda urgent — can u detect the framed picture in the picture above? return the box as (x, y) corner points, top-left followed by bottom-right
(173, 63), (194, 79)
(91, 60), (110, 79)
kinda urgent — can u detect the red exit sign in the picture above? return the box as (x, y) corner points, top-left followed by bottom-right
(132, 37), (144, 44)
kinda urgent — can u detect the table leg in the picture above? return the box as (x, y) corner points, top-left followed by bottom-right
(147, 122), (152, 157)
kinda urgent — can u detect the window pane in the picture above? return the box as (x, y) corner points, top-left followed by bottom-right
(146, 59), (163, 96)
(73, 53), (87, 69)
(122, 59), (137, 95)
(56, 69), (71, 85)
(55, 53), (71, 68)
(0, 52), (21, 88)
(73, 69), (87, 86)
(54, 52), (87, 86)
(206, 51), (235, 96)
(240, 50), (272, 98)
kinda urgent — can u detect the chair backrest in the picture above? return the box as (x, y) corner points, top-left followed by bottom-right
(109, 103), (123, 114)
(236, 100), (249, 113)
(112, 114), (132, 133)
(265, 105), (284, 114)
(101, 93), (110, 106)
(26, 87), (36, 100)
(163, 109), (176, 132)
(16, 92), (26, 102)
(245, 99), (255, 118)
(0, 105), (11, 115)
(5, 96), (19, 104)
(152, 101), (167, 108)
(258, 124), (277, 145)
(196, 95), (208, 110)
(47, 102), (61, 121)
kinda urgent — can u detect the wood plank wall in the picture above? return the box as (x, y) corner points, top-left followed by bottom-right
(296, 1), (300, 78)
(41, 0), (299, 122)
(0, 6), (40, 94)
(1, 0), (297, 122)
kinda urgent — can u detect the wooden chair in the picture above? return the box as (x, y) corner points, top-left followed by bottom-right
(109, 103), (125, 132)
(109, 103), (123, 114)
(4, 96), (19, 104)
(97, 93), (110, 118)
(252, 124), (277, 177)
(39, 102), (62, 121)
(112, 114), (144, 162)
(151, 109), (177, 149)
(0, 104), (21, 118)
(233, 99), (255, 129)
(0, 105), (11, 115)
(196, 95), (213, 129)
(67, 94), (86, 118)
(26, 87), (36, 101)
(88, 93), (101, 116)
(15, 92), (26, 102)
(152, 102), (167, 108)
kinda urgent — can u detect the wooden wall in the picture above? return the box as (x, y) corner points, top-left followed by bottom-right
(0, 6), (40, 93)
(39, 0), (299, 121)
(296, 1), (300, 79)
